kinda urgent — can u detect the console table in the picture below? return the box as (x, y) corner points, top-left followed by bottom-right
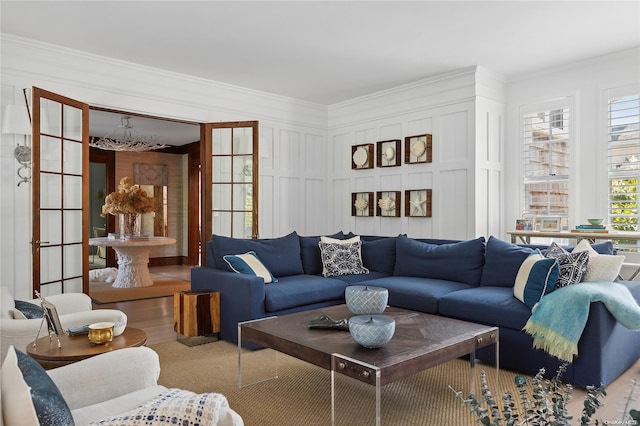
(507, 229), (640, 244)
(89, 237), (176, 288)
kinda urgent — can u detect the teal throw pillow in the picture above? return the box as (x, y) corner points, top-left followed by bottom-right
(13, 300), (44, 319)
(223, 251), (278, 283)
(514, 253), (560, 309)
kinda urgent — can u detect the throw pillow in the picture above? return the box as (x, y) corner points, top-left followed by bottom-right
(318, 239), (369, 277)
(11, 300), (44, 319)
(514, 253), (560, 309)
(3, 346), (74, 425)
(223, 251), (277, 283)
(480, 236), (535, 287)
(544, 243), (589, 288)
(299, 232), (344, 275)
(90, 388), (230, 426)
(572, 239), (625, 282)
(1, 346), (40, 425)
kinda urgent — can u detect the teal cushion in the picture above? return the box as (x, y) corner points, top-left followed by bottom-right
(223, 251), (277, 283)
(15, 348), (74, 425)
(513, 253), (559, 309)
(211, 231), (304, 277)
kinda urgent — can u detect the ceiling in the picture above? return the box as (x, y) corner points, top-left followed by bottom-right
(2, 1), (639, 146)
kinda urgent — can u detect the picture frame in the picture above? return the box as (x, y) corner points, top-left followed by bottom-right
(352, 192), (374, 217)
(404, 189), (432, 217)
(376, 191), (401, 217)
(540, 216), (562, 231)
(404, 134), (432, 164)
(351, 143), (374, 170)
(41, 298), (65, 338)
(376, 139), (401, 167)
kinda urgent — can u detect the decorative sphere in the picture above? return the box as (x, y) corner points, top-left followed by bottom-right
(587, 218), (604, 226)
(349, 315), (395, 348)
(345, 286), (388, 315)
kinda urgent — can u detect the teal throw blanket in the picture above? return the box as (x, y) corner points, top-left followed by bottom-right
(523, 281), (640, 362)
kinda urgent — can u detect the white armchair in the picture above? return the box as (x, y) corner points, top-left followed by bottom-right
(0, 286), (127, 359)
(1, 346), (243, 425)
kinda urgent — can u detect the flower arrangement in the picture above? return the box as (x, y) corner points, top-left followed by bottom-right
(101, 177), (154, 216)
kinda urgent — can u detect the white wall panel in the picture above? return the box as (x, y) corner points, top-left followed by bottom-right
(278, 129), (301, 172)
(438, 169), (468, 239)
(439, 110), (468, 163)
(258, 175), (274, 237)
(277, 177), (300, 233)
(303, 178), (326, 235)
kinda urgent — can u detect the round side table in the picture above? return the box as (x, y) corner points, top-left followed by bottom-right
(26, 327), (148, 370)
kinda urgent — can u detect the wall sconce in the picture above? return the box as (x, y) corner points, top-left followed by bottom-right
(2, 104), (32, 186)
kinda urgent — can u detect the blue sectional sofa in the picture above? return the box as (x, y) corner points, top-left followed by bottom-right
(190, 231), (640, 388)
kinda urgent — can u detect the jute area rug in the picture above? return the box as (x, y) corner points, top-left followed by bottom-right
(151, 339), (527, 426)
(90, 274), (190, 304)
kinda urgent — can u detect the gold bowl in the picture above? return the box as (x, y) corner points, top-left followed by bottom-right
(88, 322), (114, 345)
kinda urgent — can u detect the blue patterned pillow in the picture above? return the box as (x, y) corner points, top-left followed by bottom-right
(545, 242), (589, 287)
(318, 240), (369, 277)
(14, 348), (74, 425)
(514, 253), (560, 309)
(13, 300), (44, 319)
(223, 251), (277, 283)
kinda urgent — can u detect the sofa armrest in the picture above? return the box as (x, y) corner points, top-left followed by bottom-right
(27, 292), (93, 315)
(191, 267), (266, 344)
(47, 346), (161, 410)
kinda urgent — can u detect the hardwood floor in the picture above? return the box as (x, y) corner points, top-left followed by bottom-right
(97, 265), (639, 421)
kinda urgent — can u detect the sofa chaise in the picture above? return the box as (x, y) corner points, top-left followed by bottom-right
(190, 231), (640, 388)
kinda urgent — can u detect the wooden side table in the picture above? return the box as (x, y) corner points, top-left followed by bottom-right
(174, 290), (220, 346)
(27, 327), (147, 370)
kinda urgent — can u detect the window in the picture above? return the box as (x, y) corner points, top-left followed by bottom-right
(607, 85), (640, 251)
(521, 100), (571, 229)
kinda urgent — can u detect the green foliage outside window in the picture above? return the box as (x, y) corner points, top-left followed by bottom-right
(610, 178), (638, 232)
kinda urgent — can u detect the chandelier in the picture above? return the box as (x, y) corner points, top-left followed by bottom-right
(90, 116), (168, 152)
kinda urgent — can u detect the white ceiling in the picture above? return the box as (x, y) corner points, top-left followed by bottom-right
(2, 1), (639, 145)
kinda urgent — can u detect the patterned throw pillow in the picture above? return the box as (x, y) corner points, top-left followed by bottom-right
(3, 347), (75, 426)
(90, 389), (230, 426)
(318, 239), (369, 277)
(11, 300), (44, 319)
(223, 251), (277, 283)
(544, 242), (589, 288)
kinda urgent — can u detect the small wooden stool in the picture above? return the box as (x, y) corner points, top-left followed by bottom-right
(174, 290), (220, 346)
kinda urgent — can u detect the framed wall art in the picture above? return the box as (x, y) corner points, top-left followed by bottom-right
(352, 192), (374, 217)
(404, 189), (432, 217)
(404, 134), (432, 164)
(351, 144), (374, 170)
(376, 139), (401, 168)
(376, 191), (401, 217)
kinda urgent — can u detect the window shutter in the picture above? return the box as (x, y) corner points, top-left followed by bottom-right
(607, 85), (640, 250)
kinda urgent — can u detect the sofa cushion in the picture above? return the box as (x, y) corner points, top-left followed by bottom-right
(513, 253), (560, 309)
(572, 239), (625, 282)
(319, 236), (369, 277)
(1, 346), (74, 426)
(210, 231), (304, 277)
(439, 286), (533, 330)
(544, 243), (589, 287)
(363, 276), (473, 314)
(332, 271), (389, 285)
(223, 251), (277, 283)
(480, 236), (535, 287)
(362, 237), (397, 274)
(299, 232), (344, 275)
(264, 275), (348, 312)
(393, 235), (485, 285)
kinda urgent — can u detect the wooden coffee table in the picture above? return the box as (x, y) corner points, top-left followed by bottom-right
(27, 327), (148, 369)
(239, 305), (498, 426)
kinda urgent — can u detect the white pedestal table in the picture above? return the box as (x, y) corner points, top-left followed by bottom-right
(88, 237), (176, 288)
